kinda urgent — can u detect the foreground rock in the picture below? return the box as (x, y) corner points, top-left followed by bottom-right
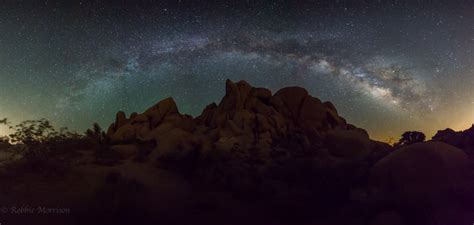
(370, 141), (473, 225)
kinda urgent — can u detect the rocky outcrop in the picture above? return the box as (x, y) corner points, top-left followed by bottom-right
(105, 79), (387, 171)
(432, 125), (474, 156)
(107, 97), (196, 144)
(96, 80), (474, 224)
(193, 80), (356, 155)
(103, 80), (392, 217)
(370, 141), (473, 224)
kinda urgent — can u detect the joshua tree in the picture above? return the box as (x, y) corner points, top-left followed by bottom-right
(395, 131), (426, 148)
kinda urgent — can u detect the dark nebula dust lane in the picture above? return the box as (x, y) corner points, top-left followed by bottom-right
(0, 1), (473, 140)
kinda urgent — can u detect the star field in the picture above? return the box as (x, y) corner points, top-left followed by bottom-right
(0, 0), (473, 141)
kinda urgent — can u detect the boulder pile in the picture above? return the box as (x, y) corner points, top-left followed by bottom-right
(104, 79), (473, 224)
(105, 80), (390, 209)
(370, 141), (473, 225)
(432, 125), (474, 156)
(106, 80), (384, 162)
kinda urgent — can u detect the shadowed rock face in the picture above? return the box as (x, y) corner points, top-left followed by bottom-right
(370, 141), (473, 225)
(371, 142), (470, 202)
(106, 79), (381, 164)
(432, 125), (474, 156)
(103, 80), (473, 224)
(104, 79), (389, 206)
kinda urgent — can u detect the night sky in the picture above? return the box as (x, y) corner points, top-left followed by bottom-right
(0, 0), (473, 141)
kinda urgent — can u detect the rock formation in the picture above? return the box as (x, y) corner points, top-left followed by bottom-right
(432, 125), (474, 156)
(106, 80), (382, 161)
(370, 141), (473, 225)
(103, 79), (473, 224)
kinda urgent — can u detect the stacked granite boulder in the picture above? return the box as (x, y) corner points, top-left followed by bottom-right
(104, 80), (473, 223)
(106, 79), (382, 162)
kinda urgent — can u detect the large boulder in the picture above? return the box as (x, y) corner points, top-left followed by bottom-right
(274, 86), (308, 118)
(251, 87), (272, 101)
(115, 111), (128, 129)
(151, 128), (202, 172)
(195, 103), (217, 127)
(323, 101), (347, 128)
(370, 141), (471, 211)
(107, 97), (195, 145)
(218, 79), (253, 111)
(144, 97), (179, 128)
(106, 111), (129, 136)
(272, 86), (348, 143)
(325, 128), (374, 159)
(109, 124), (137, 143)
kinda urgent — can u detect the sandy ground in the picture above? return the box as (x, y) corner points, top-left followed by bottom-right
(0, 149), (248, 225)
(0, 148), (338, 225)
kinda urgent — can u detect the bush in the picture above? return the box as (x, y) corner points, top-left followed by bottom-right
(7, 119), (90, 158)
(9, 119), (57, 144)
(394, 131), (425, 148)
(0, 118), (93, 178)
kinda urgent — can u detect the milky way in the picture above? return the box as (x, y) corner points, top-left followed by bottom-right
(0, 1), (473, 140)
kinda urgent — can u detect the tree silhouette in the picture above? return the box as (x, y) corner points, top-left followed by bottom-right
(85, 123), (111, 161)
(9, 119), (57, 145)
(395, 131), (426, 148)
(85, 123), (106, 145)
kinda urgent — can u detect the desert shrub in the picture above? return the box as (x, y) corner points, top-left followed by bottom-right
(8, 119), (90, 157)
(0, 118), (91, 177)
(8, 119), (58, 144)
